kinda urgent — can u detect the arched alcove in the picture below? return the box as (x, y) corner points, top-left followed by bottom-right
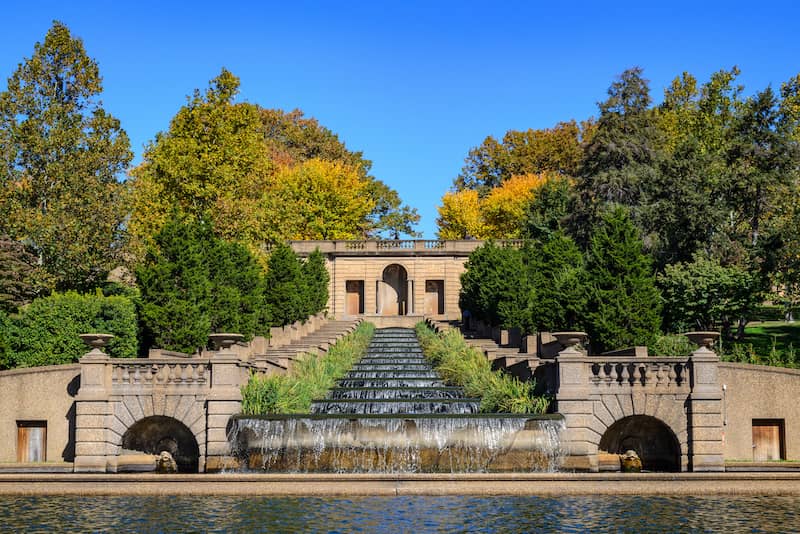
(599, 415), (681, 472)
(122, 415), (200, 473)
(380, 264), (408, 315)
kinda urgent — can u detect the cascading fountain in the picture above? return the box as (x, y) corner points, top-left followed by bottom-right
(230, 327), (564, 472)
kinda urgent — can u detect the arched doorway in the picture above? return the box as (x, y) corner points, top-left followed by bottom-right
(122, 416), (200, 473)
(380, 264), (408, 315)
(599, 415), (680, 472)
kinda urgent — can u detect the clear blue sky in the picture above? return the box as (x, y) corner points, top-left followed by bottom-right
(2, 1), (799, 238)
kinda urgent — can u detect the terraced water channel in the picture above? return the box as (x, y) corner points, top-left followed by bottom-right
(231, 327), (564, 472)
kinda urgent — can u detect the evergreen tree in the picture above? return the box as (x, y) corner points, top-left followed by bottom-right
(585, 208), (662, 353)
(525, 231), (587, 333)
(0, 21), (132, 290)
(137, 216), (211, 354)
(459, 242), (528, 329)
(523, 176), (573, 241)
(302, 248), (330, 316)
(264, 244), (305, 326)
(208, 239), (269, 338)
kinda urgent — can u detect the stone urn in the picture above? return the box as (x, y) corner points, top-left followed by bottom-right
(683, 331), (720, 349)
(620, 450), (642, 473)
(79, 333), (114, 356)
(552, 331), (588, 348)
(208, 333), (244, 351)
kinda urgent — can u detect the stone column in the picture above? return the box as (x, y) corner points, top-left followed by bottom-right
(554, 346), (597, 472)
(205, 341), (244, 473)
(73, 337), (113, 473)
(375, 279), (382, 315)
(688, 346), (725, 471)
(407, 279), (414, 315)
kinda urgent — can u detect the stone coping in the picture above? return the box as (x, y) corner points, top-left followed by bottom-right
(0, 363), (80, 377)
(4, 472), (800, 495)
(719, 361), (800, 377)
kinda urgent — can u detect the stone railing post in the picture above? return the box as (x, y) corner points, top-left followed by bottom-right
(688, 346), (725, 471)
(73, 334), (114, 473)
(554, 339), (597, 472)
(205, 334), (245, 472)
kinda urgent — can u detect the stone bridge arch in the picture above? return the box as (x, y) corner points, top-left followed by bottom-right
(122, 415), (201, 472)
(599, 414), (682, 472)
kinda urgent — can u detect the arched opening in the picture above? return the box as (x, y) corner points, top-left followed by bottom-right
(599, 415), (680, 472)
(380, 264), (408, 315)
(122, 416), (200, 473)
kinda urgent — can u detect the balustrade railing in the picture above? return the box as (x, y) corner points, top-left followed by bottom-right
(111, 359), (211, 388)
(586, 358), (690, 390)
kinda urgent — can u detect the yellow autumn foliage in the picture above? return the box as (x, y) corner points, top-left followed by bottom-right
(436, 189), (487, 240)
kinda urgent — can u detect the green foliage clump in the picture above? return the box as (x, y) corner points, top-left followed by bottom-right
(137, 215), (274, 354)
(650, 334), (696, 357)
(137, 216), (213, 354)
(415, 323), (549, 414)
(264, 243), (306, 327)
(524, 231), (587, 333)
(658, 254), (761, 337)
(302, 248), (330, 316)
(585, 207), (662, 354)
(241, 322), (374, 414)
(1, 291), (137, 369)
(459, 242), (528, 329)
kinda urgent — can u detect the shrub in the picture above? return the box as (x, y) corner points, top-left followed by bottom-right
(650, 334), (695, 357)
(264, 243), (306, 327)
(415, 322), (549, 414)
(4, 291), (137, 369)
(241, 322), (374, 414)
(302, 248), (330, 316)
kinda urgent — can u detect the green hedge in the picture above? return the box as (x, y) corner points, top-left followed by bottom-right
(415, 322), (549, 414)
(1, 291), (137, 369)
(241, 322), (374, 414)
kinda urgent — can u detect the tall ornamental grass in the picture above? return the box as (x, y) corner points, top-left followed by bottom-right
(415, 322), (549, 414)
(241, 322), (374, 414)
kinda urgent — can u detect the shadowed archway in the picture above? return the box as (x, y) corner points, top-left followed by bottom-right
(122, 416), (200, 473)
(380, 264), (408, 315)
(599, 415), (680, 472)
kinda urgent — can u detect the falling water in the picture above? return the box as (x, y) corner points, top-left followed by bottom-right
(231, 327), (564, 472)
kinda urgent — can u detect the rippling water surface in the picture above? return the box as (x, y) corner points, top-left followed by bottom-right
(2, 495), (799, 533)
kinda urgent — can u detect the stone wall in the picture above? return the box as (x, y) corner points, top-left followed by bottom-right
(0, 364), (80, 463)
(719, 363), (800, 461)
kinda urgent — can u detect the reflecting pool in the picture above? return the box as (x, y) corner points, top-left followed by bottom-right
(2, 494), (799, 533)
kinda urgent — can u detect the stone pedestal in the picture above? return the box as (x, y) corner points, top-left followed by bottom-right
(688, 347), (725, 471)
(205, 351), (244, 471)
(554, 346), (597, 471)
(73, 348), (112, 473)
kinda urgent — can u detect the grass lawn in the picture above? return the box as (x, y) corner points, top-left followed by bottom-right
(739, 321), (800, 355)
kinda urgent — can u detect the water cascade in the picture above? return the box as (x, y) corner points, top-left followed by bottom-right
(231, 327), (564, 472)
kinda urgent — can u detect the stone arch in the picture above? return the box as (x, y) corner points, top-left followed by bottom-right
(380, 264), (408, 315)
(599, 415), (681, 472)
(121, 415), (200, 472)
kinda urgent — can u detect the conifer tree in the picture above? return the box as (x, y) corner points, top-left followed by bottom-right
(302, 248), (330, 316)
(585, 207), (662, 353)
(137, 216), (211, 354)
(264, 244), (305, 326)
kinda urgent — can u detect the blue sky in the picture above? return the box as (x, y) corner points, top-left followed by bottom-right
(2, 1), (799, 238)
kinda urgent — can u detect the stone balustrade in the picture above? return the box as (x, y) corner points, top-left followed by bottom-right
(281, 239), (527, 256)
(111, 359), (212, 389)
(587, 358), (691, 391)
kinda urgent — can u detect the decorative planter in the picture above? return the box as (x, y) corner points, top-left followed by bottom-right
(209, 333), (244, 351)
(683, 331), (720, 349)
(79, 333), (114, 350)
(552, 332), (588, 348)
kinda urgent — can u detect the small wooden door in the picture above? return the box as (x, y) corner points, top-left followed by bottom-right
(345, 280), (364, 315)
(17, 422), (46, 462)
(752, 420), (784, 461)
(424, 280), (444, 315)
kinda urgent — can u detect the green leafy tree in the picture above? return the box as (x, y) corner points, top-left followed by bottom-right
(264, 244), (305, 326)
(3, 291), (137, 369)
(302, 248), (330, 316)
(585, 208), (662, 353)
(459, 242), (528, 329)
(0, 236), (50, 313)
(659, 254), (762, 338)
(455, 121), (591, 194)
(0, 21), (132, 290)
(522, 176), (573, 241)
(137, 215), (212, 354)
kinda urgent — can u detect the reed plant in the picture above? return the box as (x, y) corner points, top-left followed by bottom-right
(415, 322), (549, 414)
(241, 322), (375, 414)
